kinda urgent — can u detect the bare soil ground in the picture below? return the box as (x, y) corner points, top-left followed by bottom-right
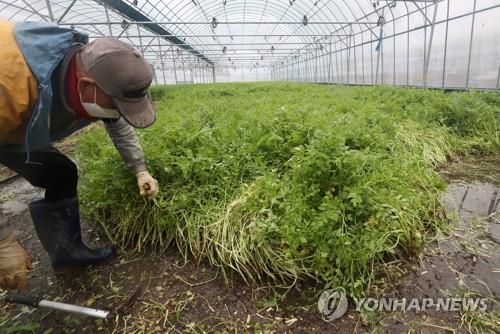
(0, 155), (498, 334)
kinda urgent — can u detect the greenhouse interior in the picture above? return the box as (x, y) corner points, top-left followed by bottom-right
(3, 0), (500, 87)
(0, 1), (499, 333)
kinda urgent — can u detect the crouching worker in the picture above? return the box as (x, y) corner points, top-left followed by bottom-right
(0, 19), (160, 292)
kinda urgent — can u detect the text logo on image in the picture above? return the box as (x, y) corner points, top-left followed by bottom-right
(317, 288), (349, 321)
(317, 288), (489, 322)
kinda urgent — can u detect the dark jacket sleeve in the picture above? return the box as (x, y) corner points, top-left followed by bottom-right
(104, 118), (147, 174)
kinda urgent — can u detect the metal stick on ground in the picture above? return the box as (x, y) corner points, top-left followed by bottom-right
(4, 294), (109, 319)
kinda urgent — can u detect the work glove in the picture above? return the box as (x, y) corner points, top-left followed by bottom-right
(0, 233), (32, 292)
(136, 171), (159, 199)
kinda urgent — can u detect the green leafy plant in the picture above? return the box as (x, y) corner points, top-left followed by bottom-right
(76, 83), (499, 296)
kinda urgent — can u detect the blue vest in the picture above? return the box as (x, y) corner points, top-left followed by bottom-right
(8, 21), (90, 163)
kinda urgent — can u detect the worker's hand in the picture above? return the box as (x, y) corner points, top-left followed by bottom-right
(136, 171), (159, 199)
(0, 233), (32, 292)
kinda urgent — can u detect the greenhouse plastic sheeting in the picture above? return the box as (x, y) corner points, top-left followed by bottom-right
(1, 0), (499, 89)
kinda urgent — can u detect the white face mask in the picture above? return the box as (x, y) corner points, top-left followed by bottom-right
(80, 84), (120, 119)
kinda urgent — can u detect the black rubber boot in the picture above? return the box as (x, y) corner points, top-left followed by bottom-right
(28, 197), (116, 270)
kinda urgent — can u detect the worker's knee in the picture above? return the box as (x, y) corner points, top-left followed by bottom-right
(45, 154), (78, 201)
(58, 158), (78, 186)
(60, 158), (78, 184)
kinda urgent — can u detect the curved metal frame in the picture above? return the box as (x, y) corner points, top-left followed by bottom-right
(0, 0), (499, 88)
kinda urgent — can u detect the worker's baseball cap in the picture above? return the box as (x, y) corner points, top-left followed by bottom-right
(80, 38), (155, 128)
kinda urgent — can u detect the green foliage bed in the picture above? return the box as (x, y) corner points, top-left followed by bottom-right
(76, 83), (499, 295)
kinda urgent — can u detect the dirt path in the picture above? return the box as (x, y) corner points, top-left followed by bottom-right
(0, 156), (498, 333)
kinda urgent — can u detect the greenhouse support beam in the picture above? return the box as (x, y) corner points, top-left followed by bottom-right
(466, 0), (477, 88)
(389, 4), (396, 86)
(99, 0), (213, 66)
(314, 49), (318, 83)
(362, 26), (366, 84)
(141, 35), (160, 55)
(406, 1), (410, 86)
(159, 63), (270, 68)
(411, 0), (434, 25)
(442, 0), (450, 87)
(423, 0), (439, 87)
(60, 21), (378, 26)
(88, 34), (351, 39)
(157, 37), (167, 84)
(327, 36), (332, 84)
(199, 52), (313, 55)
(375, 24), (383, 85)
(89, 42), (348, 46)
(151, 65), (157, 85)
(136, 25), (144, 54)
(181, 52), (187, 83)
(172, 50), (178, 84)
(347, 25), (352, 84)
(44, 0), (54, 21)
(57, 0), (76, 23)
(497, 64), (500, 90)
(18, 0), (49, 21)
(157, 49), (315, 53)
(104, 3), (113, 37)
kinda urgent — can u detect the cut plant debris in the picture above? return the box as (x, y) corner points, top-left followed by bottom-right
(76, 83), (500, 296)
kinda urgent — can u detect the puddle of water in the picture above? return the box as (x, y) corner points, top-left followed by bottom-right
(442, 182), (498, 217)
(402, 155), (500, 299)
(441, 155), (500, 243)
(381, 155), (500, 332)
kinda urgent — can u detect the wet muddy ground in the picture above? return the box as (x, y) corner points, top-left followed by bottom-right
(0, 155), (498, 333)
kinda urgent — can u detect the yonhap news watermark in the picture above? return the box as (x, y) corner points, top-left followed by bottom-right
(318, 288), (490, 322)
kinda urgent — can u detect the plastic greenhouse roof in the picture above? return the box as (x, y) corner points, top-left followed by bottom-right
(0, 1), (439, 65)
(1, 1), (499, 89)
